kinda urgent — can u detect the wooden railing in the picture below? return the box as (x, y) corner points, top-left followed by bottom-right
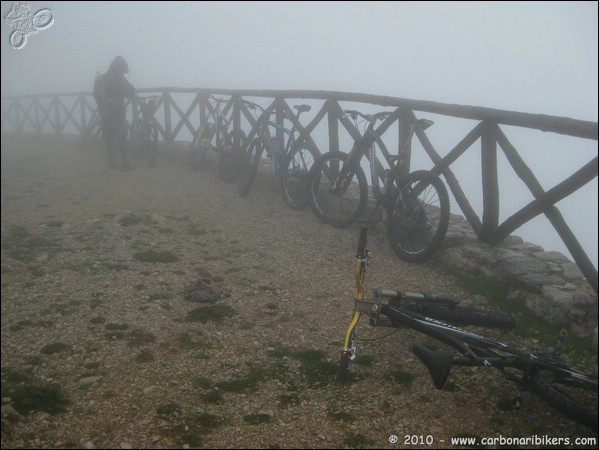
(2, 88), (597, 293)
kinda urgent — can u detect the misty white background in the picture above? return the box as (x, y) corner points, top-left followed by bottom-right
(1, 1), (597, 266)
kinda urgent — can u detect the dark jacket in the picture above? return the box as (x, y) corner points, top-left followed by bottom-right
(100, 56), (135, 116)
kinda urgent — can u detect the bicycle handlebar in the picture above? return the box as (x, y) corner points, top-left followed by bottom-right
(373, 288), (460, 306)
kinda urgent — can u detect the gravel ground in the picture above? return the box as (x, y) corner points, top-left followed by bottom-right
(1, 133), (596, 449)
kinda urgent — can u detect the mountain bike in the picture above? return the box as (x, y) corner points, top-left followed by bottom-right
(189, 94), (247, 182)
(130, 95), (162, 168)
(308, 109), (450, 262)
(237, 102), (318, 210)
(337, 225), (598, 432)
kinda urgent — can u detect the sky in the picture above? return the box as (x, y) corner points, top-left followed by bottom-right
(1, 1), (597, 266)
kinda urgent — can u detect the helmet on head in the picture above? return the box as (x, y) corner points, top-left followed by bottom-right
(109, 55), (129, 74)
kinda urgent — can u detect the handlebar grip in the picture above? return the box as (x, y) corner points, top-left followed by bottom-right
(373, 288), (400, 299)
(357, 225), (368, 256)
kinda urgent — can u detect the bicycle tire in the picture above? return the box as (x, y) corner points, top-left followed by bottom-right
(386, 170), (450, 262)
(238, 139), (263, 197)
(129, 120), (144, 160)
(146, 125), (158, 168)
(281, 145), (318, 210)
(401, 302), (516, 329)
(530, 369), (598, 431)
(309, 152), (368, 228)
(218, 130), (246, 182)
(189, 123), (213, 171)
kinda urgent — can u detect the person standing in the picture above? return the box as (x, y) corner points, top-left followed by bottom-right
(94, 56), (135, 170)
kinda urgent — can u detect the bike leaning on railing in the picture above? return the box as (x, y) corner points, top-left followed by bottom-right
(189, 94), (247, 182)
(308, 110), (450, 262)
(337, 225), (598, 432)
(237, 102), (318, 210)
(130, 95), (162, 168)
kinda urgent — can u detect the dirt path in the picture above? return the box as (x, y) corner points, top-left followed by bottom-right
(1, 134), (595, 449)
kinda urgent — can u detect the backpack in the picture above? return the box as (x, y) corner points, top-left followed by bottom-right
(93, 71), (108, 109)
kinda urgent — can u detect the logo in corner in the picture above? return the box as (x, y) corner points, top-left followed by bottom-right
(4, 2), (54, 49)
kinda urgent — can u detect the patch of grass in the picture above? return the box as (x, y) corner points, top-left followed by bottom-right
(188, 226), (207, 236)
(291, 349), (338, 388)
(103, 262), (130, 271)
(196, 412), (225, 430)
(178, 332), (212, 351)
(118, 214), (141, 226)
(386, 366), (416, 386)
(243, 413), (271, 425)
(342, 433), (374, 448)
(28, 265), (45, 277)
(353, 354), (375, 367)
(156, 403), (182, 417)
(44, 219), (64, 228)
(148, 292), (171, 301)
(448, 270), (596, 362)
(105, 323), (129, 331)
(89, 316), (106, 324)
(5, 384), (70, 415)
(329, 410), (355, 422)
(127, 328), (156, 347)
(202, 390), (224, 404)
(278, 393), (300, 408)
(133, 249), (179, 263)
(135, 349), (155, 362)
(186, 304), (237, 323)
(9, 319), (33, 332)
(40, 342), (71, 355)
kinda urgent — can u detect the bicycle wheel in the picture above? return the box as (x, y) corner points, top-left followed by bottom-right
(129, 120), (144, 160)
(386, 170), (450, 262)
(218, 130), (246, 182)
(400, 302), (516, 329)
(530, 369), (598, 431)
(309, 152), (368, 228)
(146, 125), (159, 168)
(281, 145), (318, 210)
(238, 139), (263, 197)
(189, 123), (213, 171)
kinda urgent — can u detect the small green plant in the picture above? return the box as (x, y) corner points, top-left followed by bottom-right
(342, 433), (374, 448)
(40, 342), (71, 355)
(278, 393), (300, 408)
(127, 328), (156, 347)
(202, 390), (224, 404)
(134, 249), (179, 263)
(118, 214), (141, 226)
(45, 219), (64, 228)
(186, 304), (237, 323)
(5, 384), (70, 415)
(105, 323), (129, 331)
(243, 413), (271, 425)
(156, 403), (182, 417)
(135, 349), (154, 362)
(386, 367), (416, 386)
(329, 410), (355, 422)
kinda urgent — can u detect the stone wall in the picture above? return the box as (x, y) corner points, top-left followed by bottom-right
(436, 213), (598, 346)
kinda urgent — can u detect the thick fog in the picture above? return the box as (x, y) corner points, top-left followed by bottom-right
(1, 1), (597, 265)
